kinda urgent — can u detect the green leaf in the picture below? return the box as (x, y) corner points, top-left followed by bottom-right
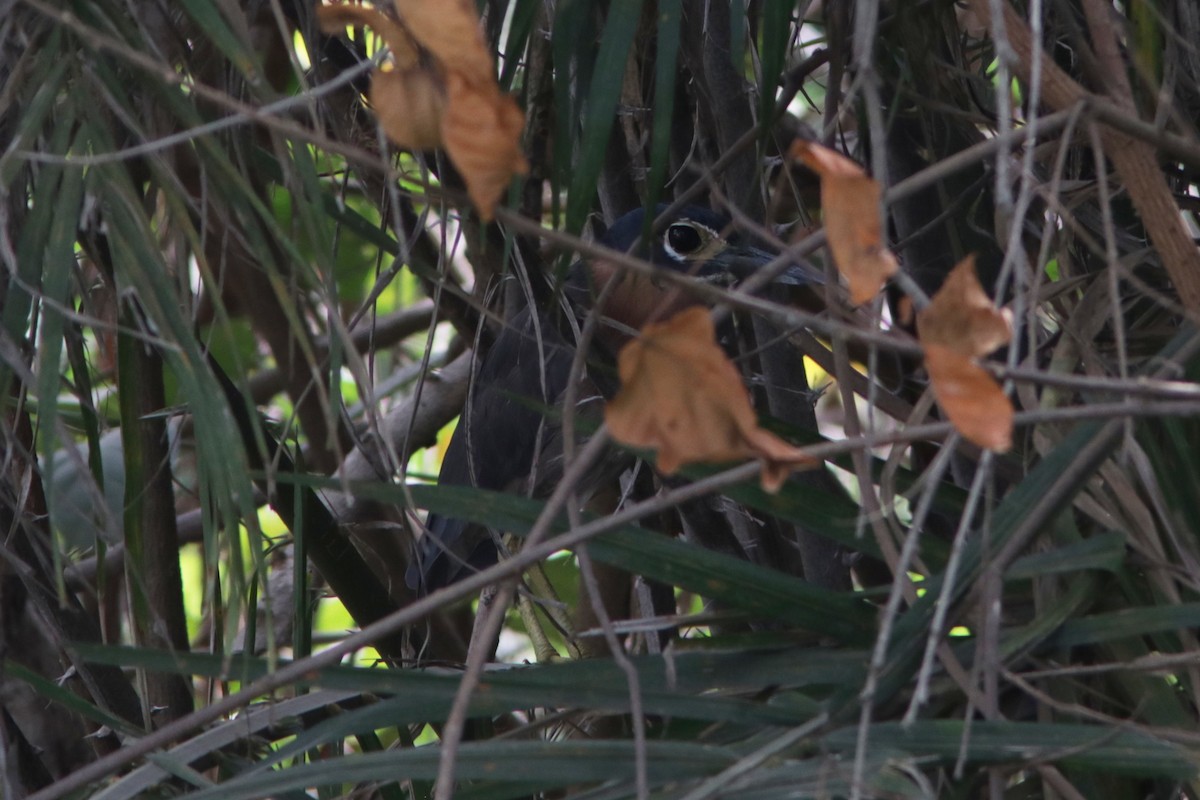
(178, 0), (264, 84)
(825, 720), (1197, 779)
(1006, 531), (1126, 579)
(565, 1), (644, 232)
(34, 131), (85, 531)
(1050, 602), (1200, 649)
(757, 1), (793, 125)
(645, 0), (682, 208)
(408, 482), (875, 642)
(179, 741), (738, 800)
(499, 0), (540, 91)
(1, 659), (143, 739)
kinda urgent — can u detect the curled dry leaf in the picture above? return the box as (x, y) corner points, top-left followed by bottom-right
(315, 5), (416, 68)
(789, 140), (898, 305)
(317, 1), (527, 221)
(393, 0), (496, 82)
(369, 64), (445, 151)
(605, 307), (817, 493)
(923, 344), (1014, 452)
(917, 255), (1013, 357)
(441, 73), (529, 221)
(917, 256), (1015, 452)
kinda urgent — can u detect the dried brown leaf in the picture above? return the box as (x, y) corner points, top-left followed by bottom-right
(319, 2), (528, 220)
(605, 307), (817, 492)
(917, 255), (1012, 357)
(369, 64), (445, 151)
(441, 73), (528, 221)
(924, 344), (1014, 452)
(917, 256), (1014, 452)
(393, 0), (495, 82)
(789, 140), (898, 305)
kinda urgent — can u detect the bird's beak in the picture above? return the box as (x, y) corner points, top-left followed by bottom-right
(706, 244), (825, 288)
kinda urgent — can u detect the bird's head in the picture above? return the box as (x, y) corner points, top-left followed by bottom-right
(585, 204), (818, 331)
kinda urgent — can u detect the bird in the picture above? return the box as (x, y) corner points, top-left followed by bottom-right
(406, 203), (816, 594)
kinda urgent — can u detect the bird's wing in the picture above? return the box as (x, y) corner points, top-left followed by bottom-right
(407, 302), (588, 592)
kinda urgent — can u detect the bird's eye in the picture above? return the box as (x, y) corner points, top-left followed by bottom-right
(665, 222), (706, 258)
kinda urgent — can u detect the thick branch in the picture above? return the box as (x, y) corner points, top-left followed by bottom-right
(968, 0), (1200, 311)
(116, 317), (193, 725)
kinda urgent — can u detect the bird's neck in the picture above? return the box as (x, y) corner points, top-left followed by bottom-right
(585, 259), (702, 339)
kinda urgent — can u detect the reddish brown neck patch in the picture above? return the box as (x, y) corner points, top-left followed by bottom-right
(587, 259), (705, 336)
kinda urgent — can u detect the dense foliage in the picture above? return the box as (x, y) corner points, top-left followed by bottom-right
(2, 0), (1200, 798)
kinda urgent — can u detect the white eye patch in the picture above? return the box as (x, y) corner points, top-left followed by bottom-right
(662, 220), (721, 262)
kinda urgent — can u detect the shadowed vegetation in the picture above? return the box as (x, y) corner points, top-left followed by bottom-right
(2, 1), (1200, 798)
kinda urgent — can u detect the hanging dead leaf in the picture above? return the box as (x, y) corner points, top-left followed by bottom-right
(369, 64), (445, 150)
(605, 307), (817, 492)
(923, 344), (1014, 452)
(316, 4), (417, 69)
(318, 1), (527, 221)
(788, 140), (898, 305)
(393, 0), (495, 83)
(916, 255), (1012, 357)
(917, 256), (1014, 452)
(441, 73), (529, 221)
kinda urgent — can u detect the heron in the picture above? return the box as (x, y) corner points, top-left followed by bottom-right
(407, 204), (817, 594)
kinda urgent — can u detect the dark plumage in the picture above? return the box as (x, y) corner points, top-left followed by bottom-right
(407, 205), (811, 593)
